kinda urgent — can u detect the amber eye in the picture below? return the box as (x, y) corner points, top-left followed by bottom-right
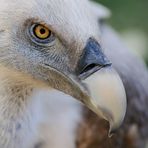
(28, 23), (55, 46)
(33, 24), (51, 39)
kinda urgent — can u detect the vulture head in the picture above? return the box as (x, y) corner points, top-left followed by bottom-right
(0, 0), (126, 133)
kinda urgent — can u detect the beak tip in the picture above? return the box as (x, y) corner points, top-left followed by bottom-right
(108, 127), (117, 137)
(108, 120), (120, 136)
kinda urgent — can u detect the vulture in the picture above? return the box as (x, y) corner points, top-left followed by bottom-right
(0, 0), (147, 148)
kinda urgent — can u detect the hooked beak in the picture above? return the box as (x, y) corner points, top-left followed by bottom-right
(40, 38), (126, 134)
(77, 38), (127, 133)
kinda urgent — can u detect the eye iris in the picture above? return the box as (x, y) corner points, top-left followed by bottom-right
(34, 25), (51, 39)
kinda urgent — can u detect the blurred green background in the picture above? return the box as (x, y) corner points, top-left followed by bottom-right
(94, 0), (148, 65)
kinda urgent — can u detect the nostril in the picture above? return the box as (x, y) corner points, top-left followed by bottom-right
(78, 63), (104, 79)
(80, 63), (102, 74)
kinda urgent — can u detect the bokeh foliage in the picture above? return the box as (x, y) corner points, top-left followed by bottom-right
(94, 0), (148, 33)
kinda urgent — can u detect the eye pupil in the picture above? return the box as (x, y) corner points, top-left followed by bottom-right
(40, 28), (46, 34)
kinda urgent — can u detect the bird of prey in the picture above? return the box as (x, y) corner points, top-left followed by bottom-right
(0, 0), (127, 147)
(0, 0), (146, 148)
